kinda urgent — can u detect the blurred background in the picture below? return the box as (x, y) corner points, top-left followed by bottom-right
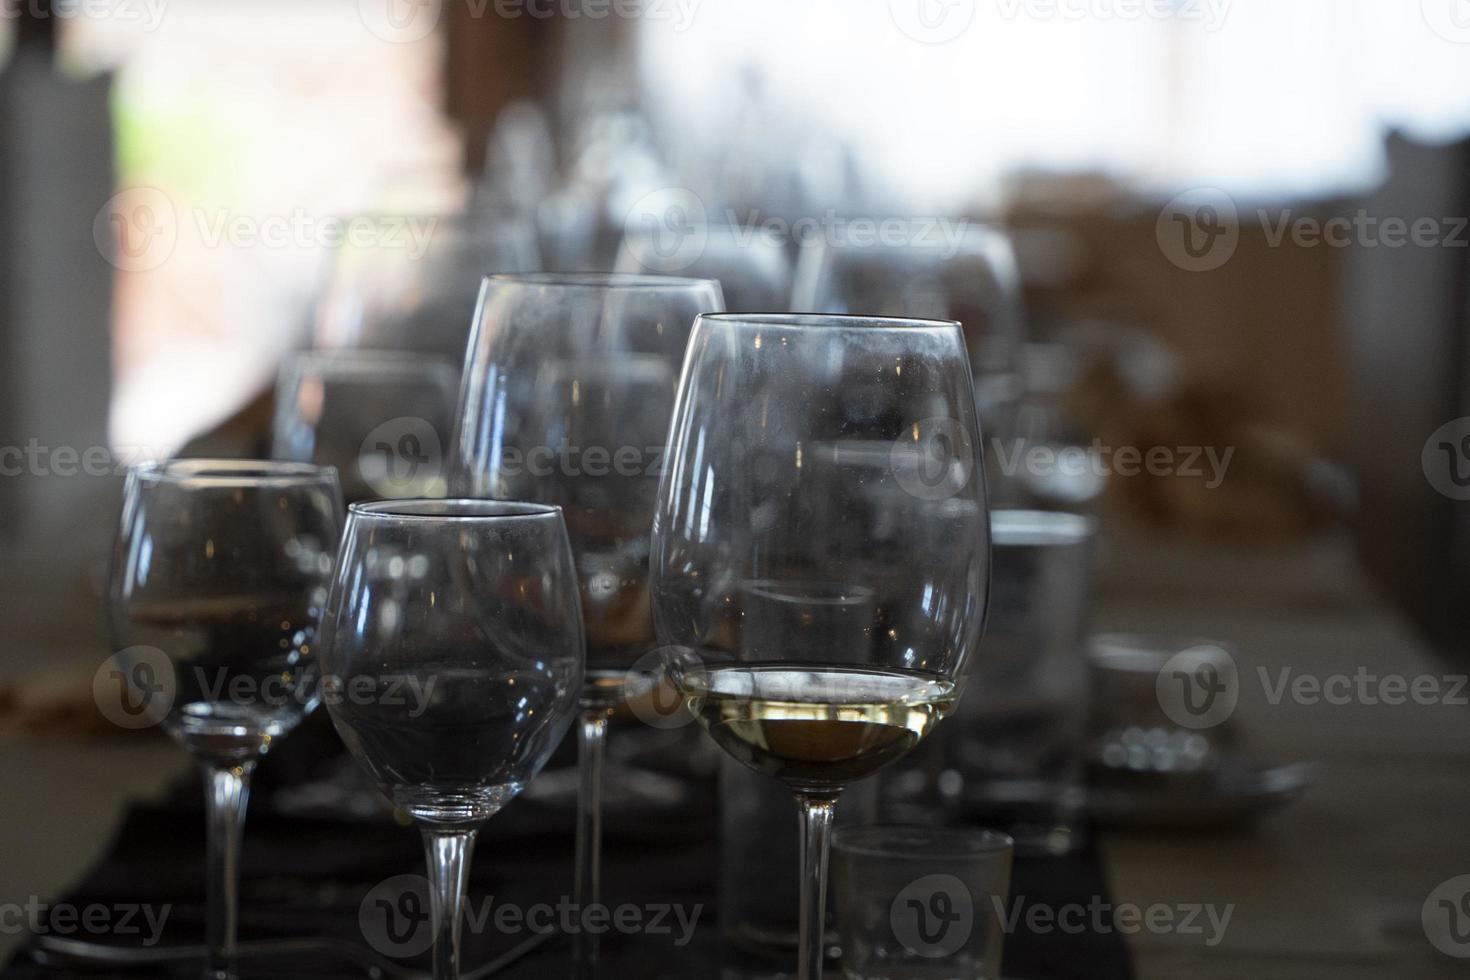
(3, 0), (1468, 651)
(3, 0), (1470, 975)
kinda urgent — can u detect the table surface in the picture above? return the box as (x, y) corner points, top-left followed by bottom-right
(2, 529), (1466, 976)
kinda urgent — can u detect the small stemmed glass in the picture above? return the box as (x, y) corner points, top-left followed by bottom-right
(318, 500), (585, 980)
(105, 460), (343, 980)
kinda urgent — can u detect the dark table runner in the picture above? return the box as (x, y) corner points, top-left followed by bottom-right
(3, 746), (1133, 979)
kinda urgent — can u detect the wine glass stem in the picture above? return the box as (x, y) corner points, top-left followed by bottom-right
(796, 793), (839, 980)
(574, 706), (610, 978)
(422, 826), (478, 980)
(201, 760), (254, 980)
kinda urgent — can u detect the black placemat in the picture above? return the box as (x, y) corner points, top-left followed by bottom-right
(3, 746), (1133, 979)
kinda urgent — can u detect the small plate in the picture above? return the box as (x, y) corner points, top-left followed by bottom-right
(1086, 760), (1315, 829)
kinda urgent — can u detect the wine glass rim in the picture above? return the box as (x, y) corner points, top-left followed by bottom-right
(348, 498), (563, 522)
(131, 459), (339, 487)
(282, 349), (458, 379)
(991, 509), (1097, 546)
(833, 824), (1014, 860)
(485, 272), (721, 292)
(1088, 633), (1235, 672)
(697, 312), (962, 331)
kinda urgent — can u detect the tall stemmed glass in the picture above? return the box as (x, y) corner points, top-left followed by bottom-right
(314, 212), (540, 363)
(319, 500), (584, 980)
(791, 223), (1025, 442)
(615, 221), (794, 312)
(106, 460), (343, 980)
(650, 314), (990, 980)
(453, 272), (724, 976)
(271, 350), (459, 503)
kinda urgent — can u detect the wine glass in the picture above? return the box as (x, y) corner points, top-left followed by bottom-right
(649, 314), (990, 980)
(105, 460), (343, 980)
(791, 222), (1025, 441)
(314, 212), (539, 363)
(318, 500), (584, 980)
(614, 221), (794, 312)
(453, 272), (724, 977)
(271, 350), (459, 503)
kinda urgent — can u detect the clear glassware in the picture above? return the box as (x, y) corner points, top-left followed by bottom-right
(453, 272), (724, 977)
(314, 212), (539, 363)
(650, 314), (991, 980)
(832, 826), (1013, 980)
(790, 223), (1025, 443)
(318, 500), (584, 980)
(614, 221), (794, 312)
(943, 509), (1098, 856)
(271, 350), (459, 504)
(105, 460), (343, 980)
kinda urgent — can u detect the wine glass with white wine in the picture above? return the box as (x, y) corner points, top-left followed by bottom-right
(650, 314), (990, 980)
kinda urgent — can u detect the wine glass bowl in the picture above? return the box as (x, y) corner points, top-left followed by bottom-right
(649, 313), (990, 980)
(791, 223), (1025, 440)
(314, 213), (539, 363)
(319, 499), (584, 826)
(455, 273), (726, 682)
(108, 460), (343, 763)
(271, 350), (459, 504)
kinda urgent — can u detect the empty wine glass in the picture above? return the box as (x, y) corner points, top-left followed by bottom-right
(319, 500), (584, 980)
(614, 221), (793, 312)
(105, 460), (343, 980)
(314, 212), (539, 362)
(791, 222), (1025, 439)
(650, 314), (991, 980)
(453, 272), (724, 977)
(271, 350), (459, 503)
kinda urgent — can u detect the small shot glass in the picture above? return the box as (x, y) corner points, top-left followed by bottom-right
(833, 826), (1014, 980)
(1087, 633), (1240, 774)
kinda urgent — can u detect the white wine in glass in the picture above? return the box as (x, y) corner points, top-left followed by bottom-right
(651, 314), (990, 980)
